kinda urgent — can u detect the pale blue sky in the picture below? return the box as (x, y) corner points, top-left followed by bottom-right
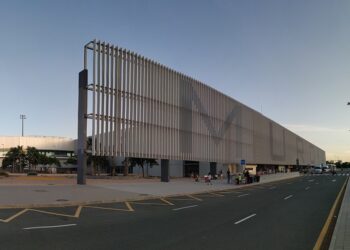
(1, 0), (350, 160)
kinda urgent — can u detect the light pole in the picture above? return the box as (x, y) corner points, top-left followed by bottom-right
(1, 144), (4, 157)
(20, 114), (26, 137)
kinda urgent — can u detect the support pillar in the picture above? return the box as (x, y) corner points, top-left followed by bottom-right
(77, 69), (88, 185)
(210, 162), (217, 175)
(161, 159), (169, 182)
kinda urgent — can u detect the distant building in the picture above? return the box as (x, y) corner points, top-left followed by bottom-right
(0, 136), (75, 172)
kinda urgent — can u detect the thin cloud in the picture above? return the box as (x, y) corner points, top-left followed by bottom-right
(284, 124), (348, 133)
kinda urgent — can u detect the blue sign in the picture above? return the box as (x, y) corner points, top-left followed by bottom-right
(240, 159), (246, 165)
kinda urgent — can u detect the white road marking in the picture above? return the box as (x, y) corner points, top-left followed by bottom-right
(284, 195), (293, 200)
(305, 187), (310, 190)
(172, 205), (198, 211)
(315, 183), (319, 185)
(237, 194), (249, 197)
(23, 224), (77, 230)
(308, 179), (314, 182)
(234, 214), (257, 225)
(269, 186), (276, 190)
(332, 179), (336, 182)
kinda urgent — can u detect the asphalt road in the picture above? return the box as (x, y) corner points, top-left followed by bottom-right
(0, 174), (347, 250)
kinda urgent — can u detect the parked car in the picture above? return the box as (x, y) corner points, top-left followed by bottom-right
(311, 166), (323, 174)
(322, 166), (330, 173)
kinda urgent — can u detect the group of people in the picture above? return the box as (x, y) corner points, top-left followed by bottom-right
(226, 169), (260, 185)
(193, 169), (260, 185)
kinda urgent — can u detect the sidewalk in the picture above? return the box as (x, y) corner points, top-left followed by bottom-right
(0, 172), (300, 208)
(329, 177), (350, 250)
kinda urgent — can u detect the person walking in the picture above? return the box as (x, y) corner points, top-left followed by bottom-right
(227, 169), (231, 184)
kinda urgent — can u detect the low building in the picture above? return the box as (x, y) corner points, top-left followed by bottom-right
(0, 136), (75, 172)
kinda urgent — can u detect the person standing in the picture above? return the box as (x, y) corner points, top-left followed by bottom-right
(227, 169), (231, 184)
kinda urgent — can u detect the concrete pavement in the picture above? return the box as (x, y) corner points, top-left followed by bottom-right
(0, 172), (300, 208)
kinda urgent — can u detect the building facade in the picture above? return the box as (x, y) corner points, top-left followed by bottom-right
(82, 40), (325, 178)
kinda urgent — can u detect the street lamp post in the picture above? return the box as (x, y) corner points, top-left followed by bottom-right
(1, 144), (4, 157)
(20, 114), (26, 137)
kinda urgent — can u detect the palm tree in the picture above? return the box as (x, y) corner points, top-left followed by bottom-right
(26, 147), (40, 171)
(3, 146), (26, 172)
(127, 158), (158, 177)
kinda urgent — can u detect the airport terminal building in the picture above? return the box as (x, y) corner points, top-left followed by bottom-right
(79, 40), (326, 178)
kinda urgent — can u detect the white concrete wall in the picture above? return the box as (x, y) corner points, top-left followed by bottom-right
(0, 136), (75, 152)
(169, 160), (183, 177)
(139, 160), (183, 178)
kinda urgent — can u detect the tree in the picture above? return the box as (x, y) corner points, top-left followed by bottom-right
(2, 146), (26, 172)
(26, 147), (40, 171)
(128, 158), (158, 178)
(122, 157), (131, 176)
(335, 160), (342, 169)
(65, 156), (77, 165)
(86, 137), (110, 176)
(88, 155), (109, 176)
(38, 154), (61, 171)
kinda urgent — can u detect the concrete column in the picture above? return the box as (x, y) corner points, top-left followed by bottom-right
(210, 162), (217, 175)
(161, 159), (169, 182)
(77, 69), (88, 185)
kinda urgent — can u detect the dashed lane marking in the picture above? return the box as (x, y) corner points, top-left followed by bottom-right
(332, 179), (336, 182)
(172, 205), (198, 211)
(284, 195), (293, 200)
(269, 186), (276, 190)
(234, 213), (256, 225)
(23, 223), (77, 230)
(305, 187), (310, 190)
(237, 194), (249, 198)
